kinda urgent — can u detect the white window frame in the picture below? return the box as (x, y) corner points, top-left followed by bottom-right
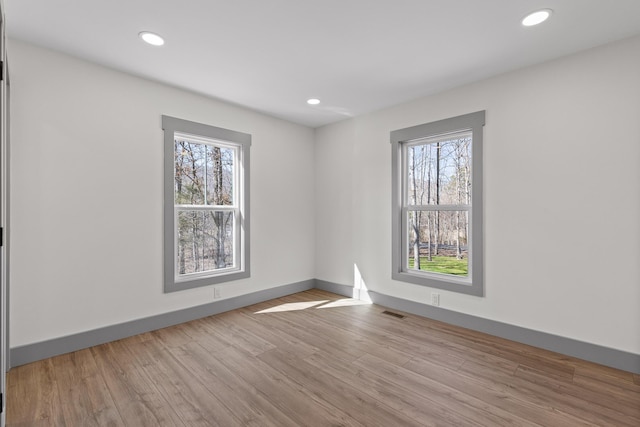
(163, 116), (251, 293)
(391, 111), (484, 296)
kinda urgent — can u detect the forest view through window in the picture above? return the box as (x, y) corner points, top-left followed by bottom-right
(174, 134), (237, 276)
(163, 115), (250, 293)
(407, 131), (471, 276)
(391, 111), (484, 296)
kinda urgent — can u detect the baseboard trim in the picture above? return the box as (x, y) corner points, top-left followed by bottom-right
(10, 279), (639, 374)
(10, 279), (314, 368)
(314, 280), (354, 297)
(315, 280), (373, 302)
(367, 290), (640, 374)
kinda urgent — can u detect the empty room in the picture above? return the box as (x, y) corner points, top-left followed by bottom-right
(0, 0), (639, 426)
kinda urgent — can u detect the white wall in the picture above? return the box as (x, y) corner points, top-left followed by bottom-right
(315, 35), (640, 355)
(314, 119), (355, 285)
(9, 34), (640, 356)
(9, 40), (316, 347)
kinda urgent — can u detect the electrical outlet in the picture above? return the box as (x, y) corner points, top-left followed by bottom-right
(431, 292), (440, 307)
(214, 287), (221, 299)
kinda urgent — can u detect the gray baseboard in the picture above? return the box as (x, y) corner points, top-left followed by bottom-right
(10, 279), (640, 374)
(10, 279), (314, 368)
(367, 290), (640, 374)
(315, 280), (372, 302)
(314, 279), (354, 297)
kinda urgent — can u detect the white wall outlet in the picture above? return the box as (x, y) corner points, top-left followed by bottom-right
(431, 292), (440, 307)
(214, 287), (221, 299)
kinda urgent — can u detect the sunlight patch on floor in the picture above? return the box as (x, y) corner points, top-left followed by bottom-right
(254, 297), (371, 314)
(315, 299), (371, 309)
(255, 300), (329, 314)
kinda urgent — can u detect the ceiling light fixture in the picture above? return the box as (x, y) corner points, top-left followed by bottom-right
(139, 31), (165, 46)
(307, 98), (321, 105)
(522, 9), (552, 27)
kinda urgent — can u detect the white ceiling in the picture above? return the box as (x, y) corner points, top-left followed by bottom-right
(5, 0), (640, 128)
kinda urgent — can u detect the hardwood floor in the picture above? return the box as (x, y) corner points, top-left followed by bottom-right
(6, 289), (640, 426)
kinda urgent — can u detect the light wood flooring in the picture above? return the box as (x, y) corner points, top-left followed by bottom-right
(6, 289), (640, 426)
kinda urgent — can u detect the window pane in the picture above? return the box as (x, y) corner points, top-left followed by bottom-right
(206, 146), (235, 206)
(174, 140), (207, 205)
(407, 210), (468, 276)
(177, 210), (235, 275)
(407, 135), (472, 206)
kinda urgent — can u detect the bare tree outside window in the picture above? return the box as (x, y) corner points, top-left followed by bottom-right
(174, 138), (236, 276)
(407, 135), (471, 276)
(391, 110), (484, 296)
(163, 115), (250, 293)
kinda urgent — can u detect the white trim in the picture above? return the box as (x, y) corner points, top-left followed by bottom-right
(405, 129), (473, 147)
(175, 131), (240, 150)
(176, 205), (236, 211)
(406, 205), (470, 211)
(400, 268), (471, 286)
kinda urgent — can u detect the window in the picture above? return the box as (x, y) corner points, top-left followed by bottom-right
(163, 116), (250, 292)
(391, 111), (484, 296)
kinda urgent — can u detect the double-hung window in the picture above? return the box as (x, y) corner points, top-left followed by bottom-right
(391, 111), (484, 296)
(163, 116), (250, 292)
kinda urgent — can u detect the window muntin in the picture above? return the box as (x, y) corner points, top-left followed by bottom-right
(391, 111), (484, 296)
(163, 116), (250, 293)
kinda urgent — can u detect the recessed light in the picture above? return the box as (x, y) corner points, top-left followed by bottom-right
(307, 98), (321, 105)
(139, 31), (165, 46)
(522, 9), (552, 27)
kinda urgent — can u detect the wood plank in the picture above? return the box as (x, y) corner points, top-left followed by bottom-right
(309, 305), (468, 369)
(305, 349), (512, 426)
(150, 323), (194, 349)
(241, 307), (367, 362)
(318, 304), (520, 372)
(455, 358), (629, 426)
(390, 313), (578, 377)
(169, 342), (299, 427)
(232, 309), (319, 358)
(6, 290), (640, 427)
(132, 338), (241, 426)
(514, 364), (640, 425)
(91, 340), (187, 427)
(257, 348), (424, 427)
(573, 363), (640, 392)
(290, 308), (415, 366)
(52, 349), (124, 427)
(6, 359), (66, 426)
(213, 345), (365, 427)
(191, 311), (276, 356)
(178, 317), (233, 354)
(572, 372), (640, 404)
(360, 353), (551, 427)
